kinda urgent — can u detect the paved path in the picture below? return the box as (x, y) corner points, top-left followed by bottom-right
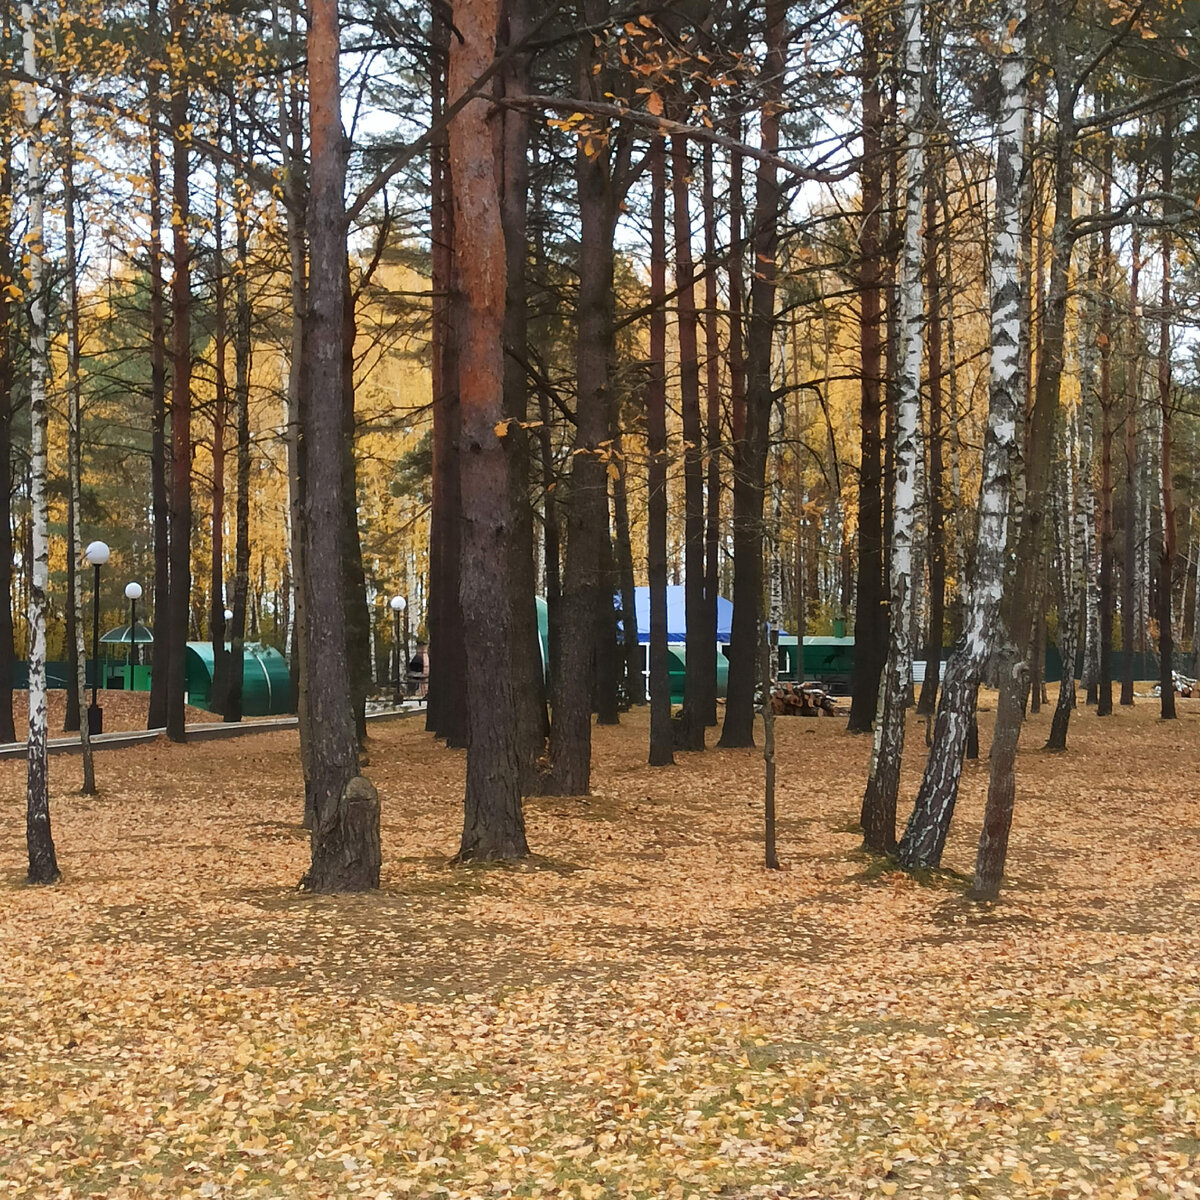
(0, 705), (424, 760)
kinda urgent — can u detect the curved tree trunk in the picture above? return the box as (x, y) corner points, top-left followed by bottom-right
(973, 28), (1074, 900)
(897, 0), (1025, 869)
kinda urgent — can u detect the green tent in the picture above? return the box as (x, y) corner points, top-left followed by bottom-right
(183, 642), (294, 716)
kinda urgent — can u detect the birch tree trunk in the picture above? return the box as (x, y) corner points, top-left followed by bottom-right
(973, 28), (1077, 901)
(21, 1), (58, 884)
(0, 80), (14, 748)
(897, 0), (1025, 869)
(859, 0), (925, 855)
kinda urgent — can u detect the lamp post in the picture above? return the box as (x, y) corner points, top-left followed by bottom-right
(389, 595), (406, 705)
(223, 608), (233, 644)
(125, 582), (143, 689)
(84, 540), (110, 734)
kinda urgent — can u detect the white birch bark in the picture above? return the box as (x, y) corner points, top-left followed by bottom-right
(897, 0), (1026, 867)
(860, 0), (925, 850)
(22, 2), (57, 882)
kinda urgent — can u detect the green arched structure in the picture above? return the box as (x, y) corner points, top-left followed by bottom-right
(184, 642), (295, 716)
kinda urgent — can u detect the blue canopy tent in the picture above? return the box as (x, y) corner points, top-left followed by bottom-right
(630, 585), (734, 643)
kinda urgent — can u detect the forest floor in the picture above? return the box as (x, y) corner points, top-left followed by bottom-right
(1, 689), (1199, 1200)
(6, 690), (222, 738)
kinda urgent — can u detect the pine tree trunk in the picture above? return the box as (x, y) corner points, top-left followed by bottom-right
(612, 427), (641, 707)
(210, 166), (230, 717)
(719, 0), (783, 750)
(860, 0), (924, 856)
(1121, 163), (1144, 706)
(648, 135), (674, 768)
(897, 0), (1025, 869)
(61, 91), (95, 793)
(848, 4), (886, 735)
(341, 270), (371, 743)
(547, 0), (622, 793)
(701, 136), (721, 727)
(426, 0), (467, 748)
(21, 1), (57, 884)
(147, 0), (171, 732)
(450, 0), (528, 860)
(165, 0), (192, 744)
(1157, 115), (1177, 720)
(1097, 140), (1115, 716)
(279, 11), (312, 814)
(1046, 408), (1082, 750)
(227, 110), (251, 724)
(299, 0), (380, 892)
(672, 131), (706, 751)
(498, 0), (550, 787)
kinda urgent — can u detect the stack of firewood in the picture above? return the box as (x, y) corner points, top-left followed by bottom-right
(770, 681), (839, 717)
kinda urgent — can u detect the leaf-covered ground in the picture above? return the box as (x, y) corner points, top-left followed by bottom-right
(2, 693), (1199, 1199)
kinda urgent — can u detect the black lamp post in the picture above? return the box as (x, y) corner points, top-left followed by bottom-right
(84, 540), (110, 734)
(389, 594), (405, 705)
(125, 581), (143, 688)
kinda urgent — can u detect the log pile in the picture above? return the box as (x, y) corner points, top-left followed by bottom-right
(770, 681), (839, 717)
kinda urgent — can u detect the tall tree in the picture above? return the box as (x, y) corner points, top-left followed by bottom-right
(498, 0), (550, 788)
(860, 0), (925, 856)
(719, 0), (784, 749)
(425, 0), (468, 748)
(298, 0), (381, 892)
(165, 0), (192, 744)
(450, 0), (529, 859)
(1156, 112), (1177, 720)
(917, 180), (946, 717)
(1120, 152), (1146, 707)
(1096, 137), (1115, 717)
(647, 132), (673, 768)
(897, 0), (1025, 869)
(973, 24), (1077, 900)
(21, 0), (57, 884)
(61, 91), (95, 793)
(547, 0), (628, 793)
(225, 98), (252, 725)
(672, 130), (706, 751)
(147, 0), (171, 732)
(847, 0), (886, 735)
(0, 68), (14, 748)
